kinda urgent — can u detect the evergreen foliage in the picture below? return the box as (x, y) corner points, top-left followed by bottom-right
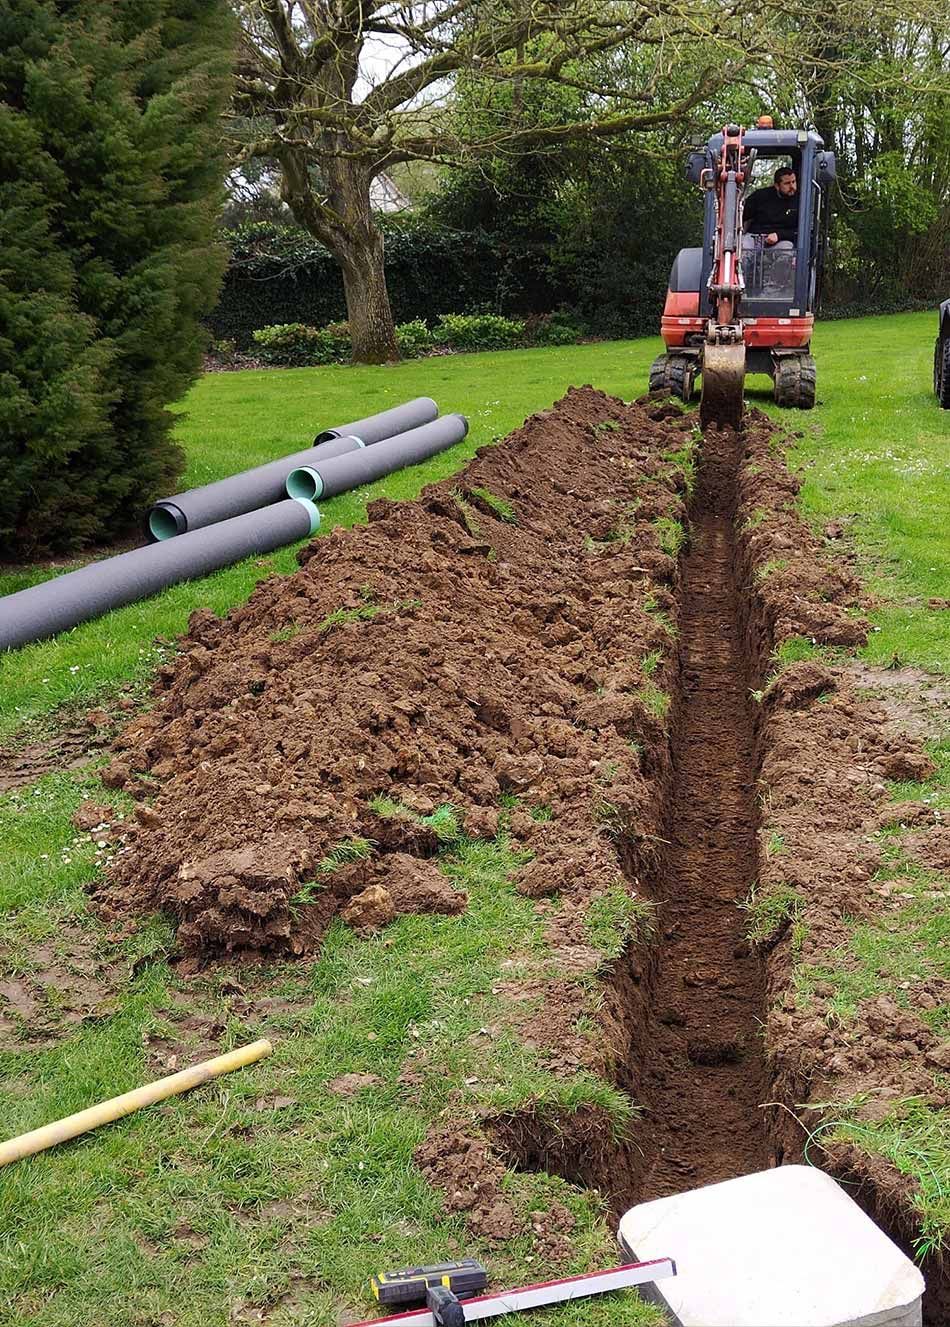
(0, 0), (232, 557)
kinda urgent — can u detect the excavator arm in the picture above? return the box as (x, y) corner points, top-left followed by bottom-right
(699, 126), (748, 429)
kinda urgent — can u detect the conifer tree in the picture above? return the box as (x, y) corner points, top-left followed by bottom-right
(0, 0), (233, 556)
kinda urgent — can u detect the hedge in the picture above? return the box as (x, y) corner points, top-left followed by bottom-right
(207, 216), (564, 348)
(208, 216), (934, 353)
(246, 313), (583, 366)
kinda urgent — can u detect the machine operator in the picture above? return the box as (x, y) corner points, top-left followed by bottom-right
(743, 167), (799, 247)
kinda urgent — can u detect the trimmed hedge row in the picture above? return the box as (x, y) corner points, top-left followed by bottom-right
(208, 216), (934, 355)
(247, 311), (588, 365)
(207, 217), (566, 348)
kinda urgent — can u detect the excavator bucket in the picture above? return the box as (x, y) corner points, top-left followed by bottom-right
(700, 341), (746, 429)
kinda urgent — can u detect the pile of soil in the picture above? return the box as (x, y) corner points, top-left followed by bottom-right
(93, 388), (690, 992)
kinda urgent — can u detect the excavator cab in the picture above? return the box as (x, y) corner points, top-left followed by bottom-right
(650, 123), (836, 426)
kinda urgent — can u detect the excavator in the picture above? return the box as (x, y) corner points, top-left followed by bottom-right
(650, 119), (837, 428)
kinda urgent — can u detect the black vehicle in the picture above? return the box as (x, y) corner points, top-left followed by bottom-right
(935, 300), (950, 408)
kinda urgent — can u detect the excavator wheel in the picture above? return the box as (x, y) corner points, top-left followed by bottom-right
(649, 353), (696, 403)
(773, 354), (817, 409)
(934, 332), (950, 408)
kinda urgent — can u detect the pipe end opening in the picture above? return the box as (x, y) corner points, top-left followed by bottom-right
(148, 504), (186, 541)
(286, 466), (322, 501)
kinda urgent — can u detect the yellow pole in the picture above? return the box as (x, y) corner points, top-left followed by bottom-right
(0, 1038), (273, 1168)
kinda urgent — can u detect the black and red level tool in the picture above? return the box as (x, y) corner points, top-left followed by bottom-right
(358, 1258), (677, 1327)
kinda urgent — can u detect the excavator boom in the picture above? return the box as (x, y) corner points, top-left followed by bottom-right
(700, 126), (748, 428)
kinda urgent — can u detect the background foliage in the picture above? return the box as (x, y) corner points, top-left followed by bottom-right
(0, 0), (232, 557)
(214, 12), (947, 348)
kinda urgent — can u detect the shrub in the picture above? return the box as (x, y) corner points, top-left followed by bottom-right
(433, 313), (526, 351)
(0, 1), (232, 557)
(395, 318), (433, 358)
(529, 310), (588, 346)
(209, 217), (513, 349)
(252, 322), (350, 366)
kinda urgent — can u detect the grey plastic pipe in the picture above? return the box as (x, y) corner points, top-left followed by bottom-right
(148, 434), (362, 540)
(315, 396), (438, 444)
(286, 414), (469, 502)
(0, 499), (319, 653)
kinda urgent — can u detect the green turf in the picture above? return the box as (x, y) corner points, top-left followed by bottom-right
(782, 311), (949, 675)
(0, 313), (947, 1310)
(0, 790), (662, 1327)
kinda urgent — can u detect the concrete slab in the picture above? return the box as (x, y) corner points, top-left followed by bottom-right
(618, 1165), (924, 1327)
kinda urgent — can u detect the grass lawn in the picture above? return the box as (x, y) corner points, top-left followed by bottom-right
(2, 313), (945, 741)
(0, 311), (947, 1325)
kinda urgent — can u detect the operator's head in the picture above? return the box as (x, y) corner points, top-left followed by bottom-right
(774, 167), (797, 196)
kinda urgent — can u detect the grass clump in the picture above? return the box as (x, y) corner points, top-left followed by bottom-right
(368, 796), (461, 844)
(637, 683), (671, 718)
(643, 594), (677, 638)
(654, 516), (687, 558)
(450, 489), (484, 539)
(755, 558), (788, 582)
(318, 595), (420, 634)
(641, 649), (662, 678)
(584, 885), (656, 962)
(468, 486), (518, 524)
(268, 624), (299, 643)
(318, 837), (375, 873)
(742, 881), (805, 946)
(294, 836), (376, 903)
(663, 439), (698, 497)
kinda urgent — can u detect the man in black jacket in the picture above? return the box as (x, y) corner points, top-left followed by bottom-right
(744, 167), (799, 245)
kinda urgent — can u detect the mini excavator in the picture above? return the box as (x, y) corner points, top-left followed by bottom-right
(650, 119), (837, 428)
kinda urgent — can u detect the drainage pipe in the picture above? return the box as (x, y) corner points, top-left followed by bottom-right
(0, 499), (320, 653)
(148, 433), (362, 541)
(286, 414), (469, 502)
(315, 396), (438, 445)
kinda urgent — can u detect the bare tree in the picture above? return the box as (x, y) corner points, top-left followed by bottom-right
(231, 1), (742, 362)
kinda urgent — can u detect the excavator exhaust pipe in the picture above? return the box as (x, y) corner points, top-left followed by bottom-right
(700, 342), (746, 429)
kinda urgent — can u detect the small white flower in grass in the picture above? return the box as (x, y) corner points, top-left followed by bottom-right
(69, 665), (79, 673)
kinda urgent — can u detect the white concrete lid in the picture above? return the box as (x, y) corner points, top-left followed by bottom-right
(617, 1166), (925, 1327)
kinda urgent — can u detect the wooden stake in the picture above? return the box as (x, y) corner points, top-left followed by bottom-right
(0, 1038), (273, 1168)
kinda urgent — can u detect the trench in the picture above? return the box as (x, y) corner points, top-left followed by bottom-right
(488, 420), (947, 1319)
(493, 426), (775, 1202)
(619, 426), (773, 1202)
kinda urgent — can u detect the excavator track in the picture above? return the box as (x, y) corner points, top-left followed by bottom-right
(700, 342), (746, 429)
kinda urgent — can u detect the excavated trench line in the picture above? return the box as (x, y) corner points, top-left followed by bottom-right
(621, 427), (773, 1203)
(494, 427), (776, 1209)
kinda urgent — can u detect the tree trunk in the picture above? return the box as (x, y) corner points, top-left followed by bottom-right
(280, 145), (400, 365)
(337, 220), (400, 365)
